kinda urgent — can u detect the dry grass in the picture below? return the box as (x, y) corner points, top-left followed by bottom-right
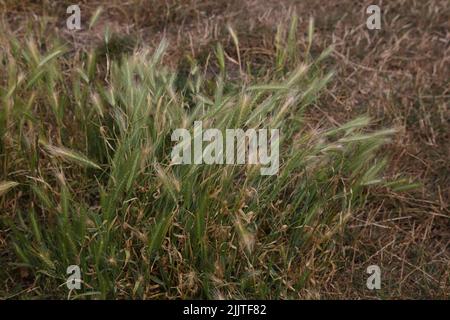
(0, 0), (448, 299)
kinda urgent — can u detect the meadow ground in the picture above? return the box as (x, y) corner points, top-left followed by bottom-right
(0, 0), (448, 299)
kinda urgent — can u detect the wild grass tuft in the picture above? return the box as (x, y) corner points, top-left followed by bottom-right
(0, 15), (407, 299)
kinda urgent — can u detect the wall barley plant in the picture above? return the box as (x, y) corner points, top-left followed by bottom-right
(0, 15), (409, 299)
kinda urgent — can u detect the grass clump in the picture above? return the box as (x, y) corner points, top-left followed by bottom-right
(0, 16), (401, 299)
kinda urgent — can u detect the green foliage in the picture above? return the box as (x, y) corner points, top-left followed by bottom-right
(0, 16), (405, 299)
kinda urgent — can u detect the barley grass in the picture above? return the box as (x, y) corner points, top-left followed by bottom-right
(0, 15), (410, 299)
